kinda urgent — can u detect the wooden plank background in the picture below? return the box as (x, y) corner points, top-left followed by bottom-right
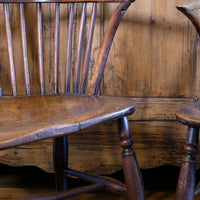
(0, 0), (199, 174)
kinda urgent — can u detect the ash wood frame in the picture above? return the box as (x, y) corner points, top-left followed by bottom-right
(0, 0), (145, 199)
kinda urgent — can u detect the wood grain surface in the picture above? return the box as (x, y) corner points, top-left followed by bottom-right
(0, 95), (135, 149)
(0, 0), (198, 174)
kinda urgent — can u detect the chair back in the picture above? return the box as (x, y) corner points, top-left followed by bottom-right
(0, 0), (134, 97)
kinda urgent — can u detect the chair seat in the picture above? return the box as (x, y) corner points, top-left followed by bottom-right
(0, 94), (135, 149)
(176, 101), (200, 127)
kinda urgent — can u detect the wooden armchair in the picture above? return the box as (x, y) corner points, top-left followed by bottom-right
(0, 0), (144, 199)
(176, 1), (200, 199)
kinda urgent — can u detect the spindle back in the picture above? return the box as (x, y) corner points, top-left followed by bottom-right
(0, 0), (133, 97)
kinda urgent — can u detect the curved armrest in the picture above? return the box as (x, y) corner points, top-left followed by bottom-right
(176, 1), (200, 36)
(88, 1), (133, 96)
(177, 1), (200, 11)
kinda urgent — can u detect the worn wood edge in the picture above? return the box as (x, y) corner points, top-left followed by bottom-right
(0, 96), (194, 121)
(0, 98), (135, 150)
(176, 112), (200, 127)
(175, 102), (200, 127)
(0, 120), (193, 174)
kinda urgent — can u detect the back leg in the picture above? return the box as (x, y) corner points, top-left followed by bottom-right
(53, 135), (68, 191)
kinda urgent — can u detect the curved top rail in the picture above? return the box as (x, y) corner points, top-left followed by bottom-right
(176, 1), (200, 11)
(0, 0), (135, 3)
(176, 0), (200, 36)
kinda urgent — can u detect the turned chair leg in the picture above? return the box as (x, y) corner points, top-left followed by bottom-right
(53, 135), (68, 191)
(117, 117), (145, 200)
(176, 126), (199, 200)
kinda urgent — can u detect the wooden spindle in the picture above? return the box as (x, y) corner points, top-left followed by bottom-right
(65, 3), (74, 94)
(20, 3), (31, 96)
(73, 3), (86, 94)
(81, 3), (97, 95)
(37, 2), (45, 95)
(4, 3), (17, 97)
(54, 3), (60, 94)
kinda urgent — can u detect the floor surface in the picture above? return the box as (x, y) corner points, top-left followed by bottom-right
(0, 164), (199, 199)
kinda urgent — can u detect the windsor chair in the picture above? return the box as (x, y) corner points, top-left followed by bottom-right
(0, 0), (144, 199)
(176, 1), (200, 199)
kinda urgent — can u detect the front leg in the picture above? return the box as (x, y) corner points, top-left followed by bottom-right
(176, 126), (199, 200)
(117, 117), (145, 200)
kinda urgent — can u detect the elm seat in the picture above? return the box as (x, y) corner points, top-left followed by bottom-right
(176, 102), (200, 127)
(0, 95), (135, 149)
(176, 2), (200, 200)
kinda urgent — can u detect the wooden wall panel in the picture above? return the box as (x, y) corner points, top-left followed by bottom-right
(0, 0), (199, 174)
(0, 120), (198, 174)
(103, 0), (197, 97)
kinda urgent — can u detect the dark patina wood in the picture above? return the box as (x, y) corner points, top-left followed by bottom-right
(65, 168), (127, 192)
(176, 1), (200, 200)
(53, 135), (68, 192)
(0, 95), (135, 149)
(0, 0), (144, 199)
(117, 117), (145, 200)
(175, 127), (199, 200)
(176, 102), (200, 127)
